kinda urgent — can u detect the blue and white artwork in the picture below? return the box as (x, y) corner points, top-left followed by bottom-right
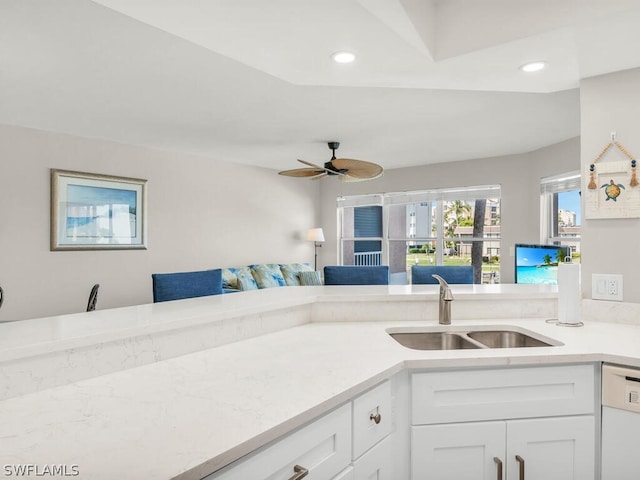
(66, 185), (137, 239)
(52, 169), (146, 250)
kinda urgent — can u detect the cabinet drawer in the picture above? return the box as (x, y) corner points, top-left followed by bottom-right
(412, 364), (595, 425)
(352, 436), (392, 480)
(352, 380), (392, 459)
(207, 403), (351, 480)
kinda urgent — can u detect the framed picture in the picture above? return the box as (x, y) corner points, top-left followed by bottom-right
(51, 169), (147, 251)
(585, 160), (640, 219)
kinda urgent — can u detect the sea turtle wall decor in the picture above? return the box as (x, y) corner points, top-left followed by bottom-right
(601, 179), (625, 201)
(585, 134), (640, 219)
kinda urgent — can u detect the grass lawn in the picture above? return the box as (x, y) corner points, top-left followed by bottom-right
(406, 253), (500, 277)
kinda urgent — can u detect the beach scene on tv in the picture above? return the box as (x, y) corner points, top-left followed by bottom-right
(515, 245), (569, 284)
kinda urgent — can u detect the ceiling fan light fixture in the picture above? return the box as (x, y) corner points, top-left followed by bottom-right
(278, 141), (383, 181)
(519, 61), (547, 73)
(332, 51), (356, 64)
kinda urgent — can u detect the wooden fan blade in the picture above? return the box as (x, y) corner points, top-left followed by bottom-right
(278, 168), (325, 177)
(310, 172), (328, 180)
(332, 158), (384, 179)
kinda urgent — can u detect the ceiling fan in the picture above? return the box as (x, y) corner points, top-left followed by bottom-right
(278, 142), (383, 182)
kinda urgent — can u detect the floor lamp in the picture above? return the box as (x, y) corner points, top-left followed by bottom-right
(307, 228), (325, 271)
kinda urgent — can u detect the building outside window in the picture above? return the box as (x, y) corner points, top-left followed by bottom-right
(337, 186), (501, 284)
(540, 171), (581, 261)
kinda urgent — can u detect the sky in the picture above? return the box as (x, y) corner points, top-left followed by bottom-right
(516, 245), (569, 266)
(558, 190), (581, 225)
(68, 185), (137, 210)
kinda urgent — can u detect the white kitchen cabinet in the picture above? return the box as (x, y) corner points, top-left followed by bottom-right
(506, 416), (594, 480)
(412, 421), (504, 479)
(412, 416), (594, 480)
(352, 436), (393, 480)
(206, 403), (352, 480)
(206, 379), (395, 480)
(411, 364), (597, 480)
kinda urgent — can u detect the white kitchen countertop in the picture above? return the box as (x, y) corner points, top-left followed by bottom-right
(1, 285), (639, 479)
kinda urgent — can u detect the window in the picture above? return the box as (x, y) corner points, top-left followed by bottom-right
(337, 186), (501, 284)
(540, 172), (581, 261)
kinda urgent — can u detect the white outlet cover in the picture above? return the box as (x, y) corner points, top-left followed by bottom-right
(592, 274), (623, 301)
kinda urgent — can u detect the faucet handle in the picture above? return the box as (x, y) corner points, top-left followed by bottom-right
(442, 287), (454, 301)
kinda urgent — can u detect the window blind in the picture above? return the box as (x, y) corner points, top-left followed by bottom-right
(540, 171), (581, 194)
(339, 185), (500, 207)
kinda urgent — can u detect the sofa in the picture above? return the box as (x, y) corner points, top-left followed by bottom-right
(221, 263), (322, 293)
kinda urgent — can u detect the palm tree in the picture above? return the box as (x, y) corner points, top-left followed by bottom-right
(445, 201), (472, 251)
(445, 201), (472, 228)
(471, 199), (486, 283)
(543, 254), (552, 265)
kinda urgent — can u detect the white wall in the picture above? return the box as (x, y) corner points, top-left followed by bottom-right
(0, 125), (320, 321)
(318, 138), (580, 283)
(580, 68), (640, 303)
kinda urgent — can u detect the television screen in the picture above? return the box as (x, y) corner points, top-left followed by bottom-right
(514, 244), (571, 284)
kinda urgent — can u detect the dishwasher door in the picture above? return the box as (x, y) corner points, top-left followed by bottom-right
(602, 364), (640, 480)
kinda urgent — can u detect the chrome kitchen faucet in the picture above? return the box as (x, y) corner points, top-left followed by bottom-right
(432, 274), (454, 325)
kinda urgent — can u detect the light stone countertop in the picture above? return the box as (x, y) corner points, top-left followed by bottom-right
(1, 285), (639, 480)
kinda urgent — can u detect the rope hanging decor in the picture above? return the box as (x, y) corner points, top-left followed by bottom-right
(588, 134), (638, 189)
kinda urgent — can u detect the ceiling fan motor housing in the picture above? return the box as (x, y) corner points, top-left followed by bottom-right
(323, 161), (348, 175)
(325, 141), (346, 174)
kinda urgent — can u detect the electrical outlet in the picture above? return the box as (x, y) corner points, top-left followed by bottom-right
(592, 274), (623, 301)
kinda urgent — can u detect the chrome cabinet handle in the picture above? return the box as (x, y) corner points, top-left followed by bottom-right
(369, 412), (381, 424)
(288, 464), (309, 480)
(493, 457), (503, 480)
(515, 455), (525, 480)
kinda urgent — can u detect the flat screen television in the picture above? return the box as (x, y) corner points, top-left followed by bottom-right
(514, 243), (571, 285)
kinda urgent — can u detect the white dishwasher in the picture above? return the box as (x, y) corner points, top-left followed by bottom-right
(602, 364), (640, 480)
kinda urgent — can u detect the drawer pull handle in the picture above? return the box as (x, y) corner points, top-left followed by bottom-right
(369, 412), (382, 424)
(515, 455), (525, 480)
(493, 457), (503, 480)
(288, 465), (309, 480)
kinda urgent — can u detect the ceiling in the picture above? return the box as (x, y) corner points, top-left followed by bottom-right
(2, 1), (640, 171)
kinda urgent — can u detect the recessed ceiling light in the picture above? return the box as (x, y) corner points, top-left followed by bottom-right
(332, 51), (356, 64)
(520, 61), (547, 73)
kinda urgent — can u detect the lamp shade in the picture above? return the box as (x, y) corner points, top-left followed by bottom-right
(307, 228), (325, 242)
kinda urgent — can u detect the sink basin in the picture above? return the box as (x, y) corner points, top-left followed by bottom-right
(387, 326), (562, 350)
(389, 332), (480, 350)
(467, 330), (554, 348)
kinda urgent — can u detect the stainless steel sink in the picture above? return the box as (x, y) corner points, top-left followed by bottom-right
(467, 330), (553, 348)
(387, 326), (562, 350)
(390, 332), (480, 350)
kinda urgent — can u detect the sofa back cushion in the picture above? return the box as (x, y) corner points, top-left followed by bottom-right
(152, 269), (222, 302)
(411, 265), (473, 284)
(323, 265), (390, 285)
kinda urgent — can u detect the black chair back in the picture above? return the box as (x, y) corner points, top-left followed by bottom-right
(86, 284), (99, 312)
